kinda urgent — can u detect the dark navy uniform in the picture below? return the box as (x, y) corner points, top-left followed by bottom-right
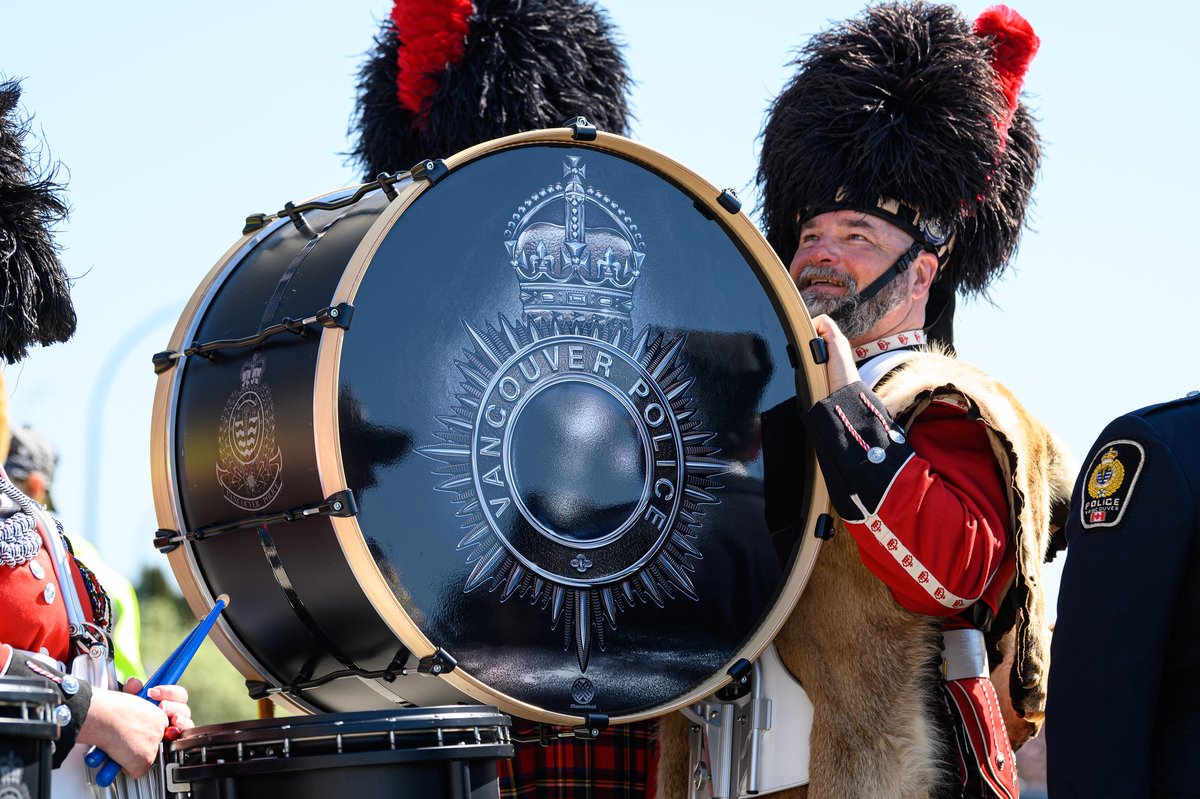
(1047, 392), (1200, 797)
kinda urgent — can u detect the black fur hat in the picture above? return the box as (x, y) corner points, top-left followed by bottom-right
(349, 0), (632, 180)
(758, 2), (1041, 345)
(0, 80), (75, 364)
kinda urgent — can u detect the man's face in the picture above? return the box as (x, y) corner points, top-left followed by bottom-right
(788, 210), (922, 344)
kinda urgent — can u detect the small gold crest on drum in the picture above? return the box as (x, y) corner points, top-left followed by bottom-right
(216, 352), (284, 511)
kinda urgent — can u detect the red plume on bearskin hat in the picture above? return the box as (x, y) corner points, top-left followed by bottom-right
(349, 0), (632, 180)
(757, 2), (1041, 346)
(0, 80), (75, 364)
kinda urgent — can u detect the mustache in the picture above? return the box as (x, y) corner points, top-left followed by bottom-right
(797, 265), (862, 322)
(796, 265), (858, 294)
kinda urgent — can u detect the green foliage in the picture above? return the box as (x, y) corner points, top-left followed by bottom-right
(135, 567), (261, 726)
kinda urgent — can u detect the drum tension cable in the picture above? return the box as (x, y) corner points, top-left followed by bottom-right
(152, 303), (354, 374)
(153, 490), (359, 553)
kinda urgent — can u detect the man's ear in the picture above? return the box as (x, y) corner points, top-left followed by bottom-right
(911, 251), (939, 301)
(25, 471), (47, 505)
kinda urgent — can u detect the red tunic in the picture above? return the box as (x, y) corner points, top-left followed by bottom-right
(0, 545), (95, 668)
(846, 395), (1012, 618)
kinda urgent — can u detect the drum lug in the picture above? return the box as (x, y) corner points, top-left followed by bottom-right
(410, 158), (449, 185)
(315, 303), (354, 330)
(571, 712), (608, 739)
(417, 647), (457, 676)
(809, 336), (829, 365)
(563, 116), (598, 141)
(716, 658), (753, 701)
(815, 513), (836, 540)
(153, 528), (182, 554)
(716, 189), (742, 214)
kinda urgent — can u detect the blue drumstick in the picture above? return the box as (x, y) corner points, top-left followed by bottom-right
(82, 618), (209, 769)
(90, 594), (229, 787)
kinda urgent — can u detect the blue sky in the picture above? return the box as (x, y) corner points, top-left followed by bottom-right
(3, 1), (1197, 618)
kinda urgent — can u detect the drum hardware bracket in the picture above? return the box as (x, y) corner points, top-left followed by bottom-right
(564, 116), (598, 141)
(809, 336), (829, 365)
(572, 712), (609, 739)
(410, 158), (449, 185)
(153, 490), (359, 552)
(242, 175), (415, 235)
(717, 189), (742, 214)
(814, 513), (836, 540)
(417, 647), (458, 676)
(152, 302), (355, 374)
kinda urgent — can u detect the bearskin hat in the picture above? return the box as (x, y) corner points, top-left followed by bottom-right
(0, 80), (75, 364)
(758, 2), (1041, 346)
(349, 0), (632, 180)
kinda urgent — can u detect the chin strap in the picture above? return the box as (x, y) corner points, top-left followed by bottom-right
(854, 241), (926, 302)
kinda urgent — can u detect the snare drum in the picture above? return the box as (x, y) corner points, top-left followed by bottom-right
(168, 707), (511, 799)
(0, 676), (59, 799)
(151, 127), (829, 725)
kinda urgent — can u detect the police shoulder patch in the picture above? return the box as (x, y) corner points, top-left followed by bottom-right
(1079, 439), (1145, 530)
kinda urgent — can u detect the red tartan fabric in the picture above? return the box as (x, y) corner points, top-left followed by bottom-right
(498, 718), (660, 798)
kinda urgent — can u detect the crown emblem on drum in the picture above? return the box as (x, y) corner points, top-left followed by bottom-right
(240, 352), (265, 387)
(505, 156), (645, 328)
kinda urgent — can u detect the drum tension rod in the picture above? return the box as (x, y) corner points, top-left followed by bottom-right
(153, 490), (359, 553)
(152, 303), (354, 374)
(245, 648), (457, 700)
(241, 172), (414, 235)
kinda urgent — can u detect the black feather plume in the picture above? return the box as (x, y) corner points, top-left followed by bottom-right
(0, 80), (75, 364)
(349, 0), (632, 180)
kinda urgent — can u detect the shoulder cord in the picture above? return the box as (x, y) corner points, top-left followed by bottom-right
(0, 479), (42, 565)
(54, 517), (113, 636)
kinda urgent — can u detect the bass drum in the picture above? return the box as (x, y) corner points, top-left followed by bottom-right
(151, 128), (829, 725)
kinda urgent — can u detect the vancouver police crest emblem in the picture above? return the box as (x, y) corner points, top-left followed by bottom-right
(216, 352), (284, 511)
(422, 156), (724, 671)
(1081, 439), (1144, 529)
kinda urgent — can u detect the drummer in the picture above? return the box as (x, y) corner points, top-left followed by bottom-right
(0, 78), (192, 777)
(732, 4), (1067, 796)
(350, 2), (661, 797)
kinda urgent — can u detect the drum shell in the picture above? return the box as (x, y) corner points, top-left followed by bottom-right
(168, 708), (511, 799)
(158, 186), (426, 713)
(0, 677), (59, 799)
(153, 129), (830, 724)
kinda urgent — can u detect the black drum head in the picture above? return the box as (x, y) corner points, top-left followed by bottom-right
(335, 140), (818, 719)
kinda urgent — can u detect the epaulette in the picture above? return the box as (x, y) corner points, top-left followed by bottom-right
(1132, 390), (1200, 419)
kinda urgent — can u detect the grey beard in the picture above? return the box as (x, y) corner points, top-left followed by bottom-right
(799, 266), (909, 344)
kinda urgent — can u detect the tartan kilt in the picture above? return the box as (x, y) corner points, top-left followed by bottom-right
(499, 718), (661, 798)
